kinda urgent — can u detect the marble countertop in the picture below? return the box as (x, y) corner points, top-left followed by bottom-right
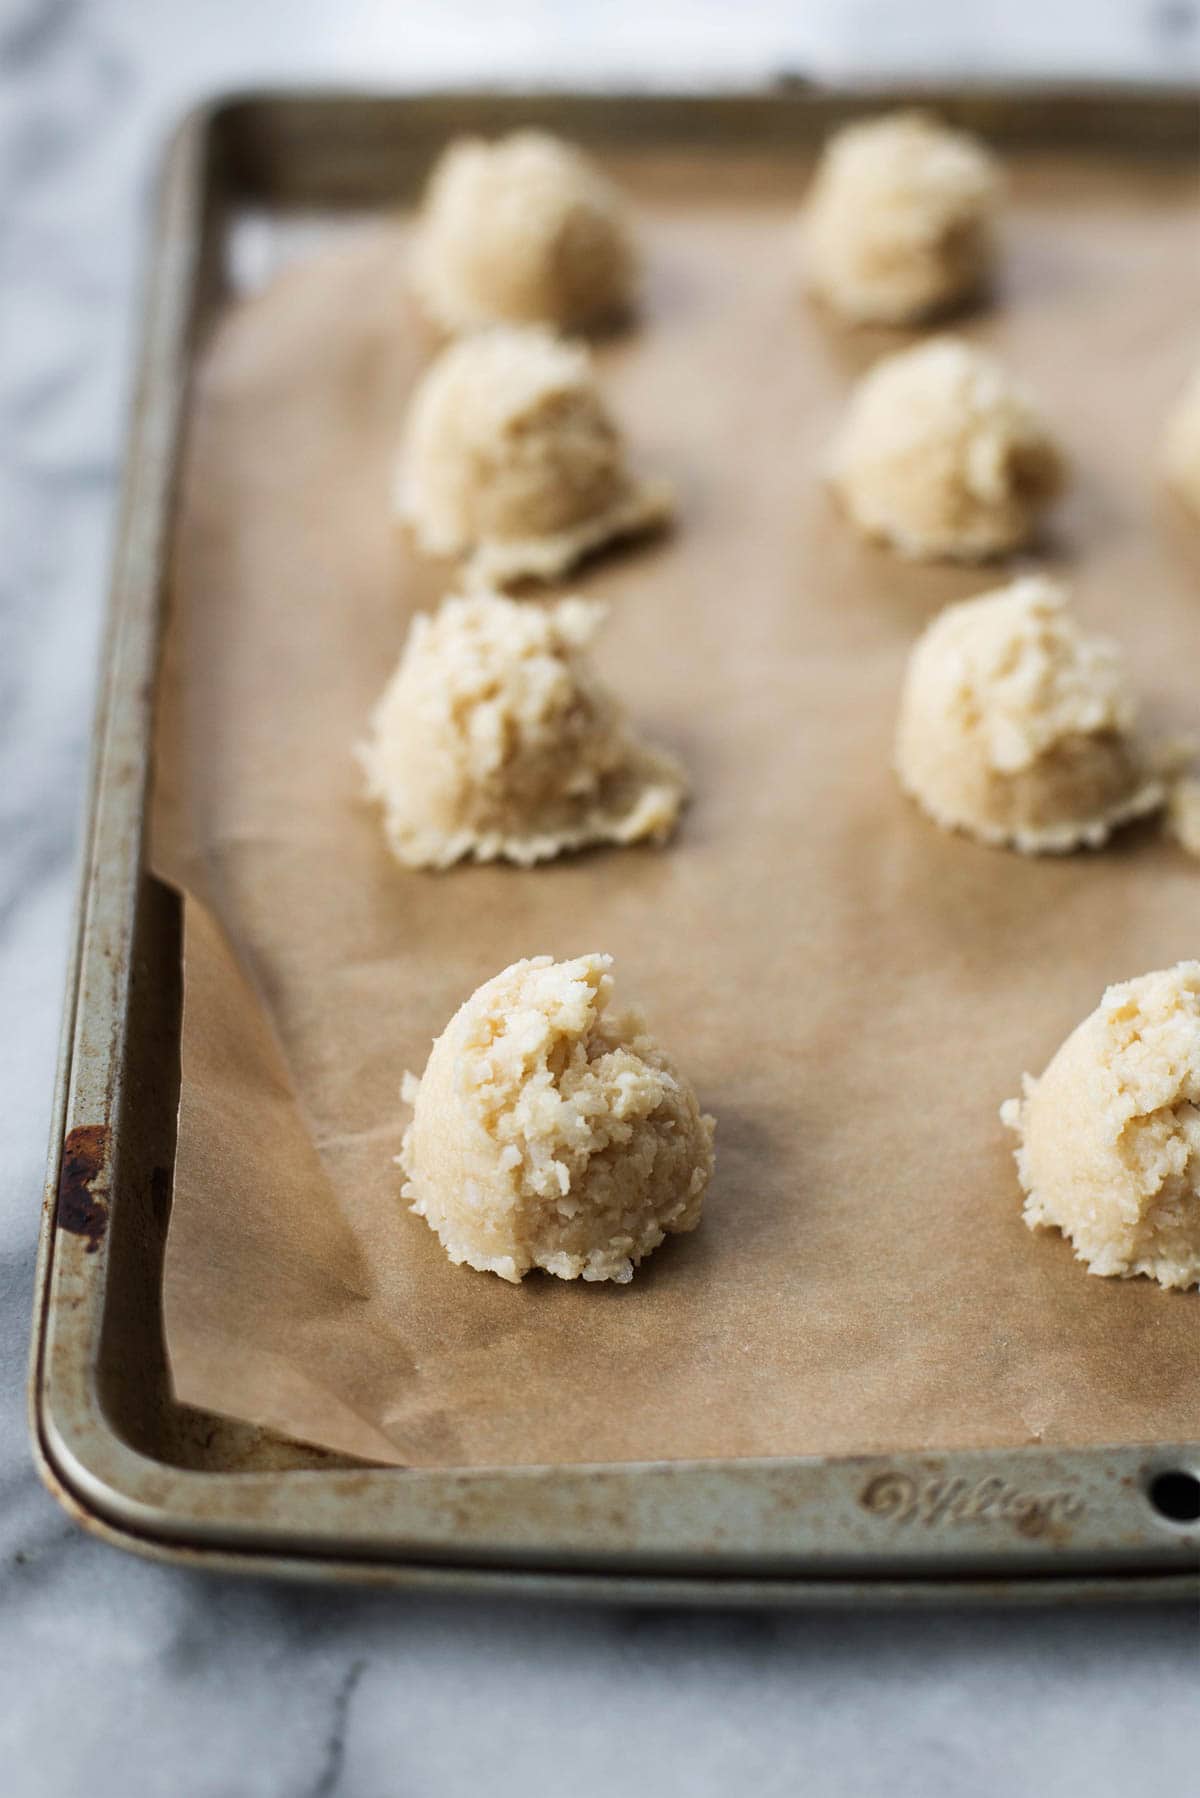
(3, 2), (1198, 1792)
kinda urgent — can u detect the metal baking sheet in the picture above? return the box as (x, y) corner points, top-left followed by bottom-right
(30, 86), (1200, 1601)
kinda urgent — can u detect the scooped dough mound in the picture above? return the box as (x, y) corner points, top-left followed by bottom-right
(1002, 963), (1200, 1290)
(830, 337), (1064, 561)
(413, 130), (637, 334)
(895, 576), (1164, 853)
(360, 590), (687, 868)
(1168, 775), (1200, 857)
(400, 954), (716, 1284)
(397, 326), (673, 586)
(804, 110), (1001, 325)
(1163, 362), (1200, 516)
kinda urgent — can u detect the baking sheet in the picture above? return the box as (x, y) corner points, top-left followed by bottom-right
(152, 147), (1200, 1470)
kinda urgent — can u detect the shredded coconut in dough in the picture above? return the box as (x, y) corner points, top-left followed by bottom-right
(397, 327), (672, 586)
(400, 954), (715, 1284)
(413, 130), (636, 334)
(830, 337), (1064, 561)
(895, 576), (1164, 853)
(1002, 963), (1200, 1290)
(803, 110), (1001, 326)
(360, 590), (686, 868)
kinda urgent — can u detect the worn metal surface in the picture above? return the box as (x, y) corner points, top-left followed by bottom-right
(29, 87), (1200, 1601)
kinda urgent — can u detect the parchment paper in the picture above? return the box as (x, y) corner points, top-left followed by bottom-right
(153, 150), (1200, 1468)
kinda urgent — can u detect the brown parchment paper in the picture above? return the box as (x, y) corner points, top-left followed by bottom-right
(153, 149), (1200, 1469)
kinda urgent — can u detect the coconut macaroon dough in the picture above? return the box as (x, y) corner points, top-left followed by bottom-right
(1002, 964), (1200, 1290)
(412, 130), (637, 335)
(895, 576), (1165, 854)
(400, 954), (715, 1284)
(1168, 777), (1200, 857)
(397, 327), (673, 587)
(803, 110), (1001, 326)
(1163, 362), (1200, 516)
(360, 590), (686, 869)
(830, 337), (1065, 561)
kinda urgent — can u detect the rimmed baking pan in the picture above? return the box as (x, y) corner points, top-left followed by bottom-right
(30, 85), (1200, 1602)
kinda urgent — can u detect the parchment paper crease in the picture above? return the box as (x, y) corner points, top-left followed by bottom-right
(152, 151), (1200, 1467)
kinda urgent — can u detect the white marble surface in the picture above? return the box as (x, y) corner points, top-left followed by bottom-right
(2, 2), (1199, 1791)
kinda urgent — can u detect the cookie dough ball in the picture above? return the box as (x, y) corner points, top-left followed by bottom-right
(401, 954), (715, 1283)
(397, 326), (672, 586)
(1163, 362), (1200, 515)
(830, 337), (1065, 561)
(360, 590), (686, 868)
(895, 576), (1164, 853)
(1002, 964), (1200, 1289)
(1168, 775), (1200, 857)
(413, 130), (636, 335)
(804, 110), (1001, 326)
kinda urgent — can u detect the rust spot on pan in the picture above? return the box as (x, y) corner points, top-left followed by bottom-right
(57, 1125), (110, 1253)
